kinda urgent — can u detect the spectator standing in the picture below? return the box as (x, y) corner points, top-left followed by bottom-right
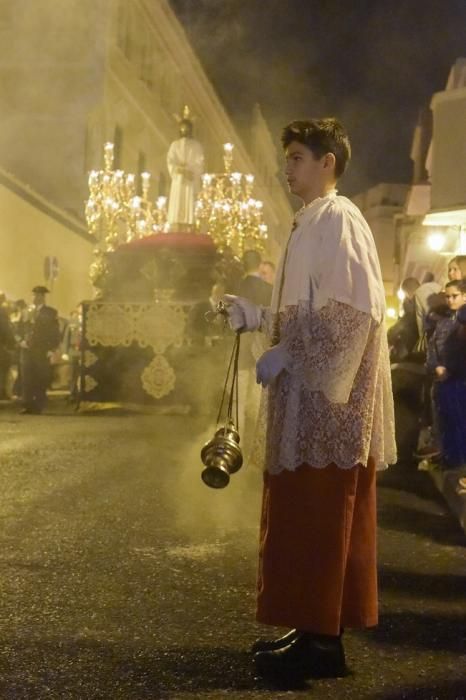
(447, 255), (466, 281)
(19, 286), (60, 414)
(238, 250), (273, 444)
(259, 260), (276, 286)
(427, 280), (466, 467)
(413, 272), (442, 338)
(62, 307), (82, 402)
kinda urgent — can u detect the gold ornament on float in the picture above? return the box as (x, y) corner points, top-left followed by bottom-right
(195, 143), (268, 257)
(141, 354), (176, 400)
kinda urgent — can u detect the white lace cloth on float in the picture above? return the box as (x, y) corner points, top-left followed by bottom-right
(251, 191), (396, 474)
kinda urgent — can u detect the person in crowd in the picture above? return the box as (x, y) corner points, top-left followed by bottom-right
(447, 255), (466, 281)
(426, 280), (466, 379)
(214, 246), (243, 295)
(426, 279), (466, 467)
(259, 260), (276, 286)
(413, 272), (442, 337)
(401, 276), (420, 301)
(10, 299), (27, 398)
(387, 281), (419, 362)
(187, 281), (226, 347)
(61, 307), (82, 403)
(237, 250), (273, 445)
(225, 117), (396, 681)
(0, 292), (15, 399)
(18, 286), (60, 414)
(239, 250), (273, 306)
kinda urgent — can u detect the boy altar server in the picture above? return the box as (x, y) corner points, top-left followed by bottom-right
(226, 118), (396, 682)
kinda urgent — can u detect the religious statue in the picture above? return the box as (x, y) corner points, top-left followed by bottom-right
(167, 106), (205, 232)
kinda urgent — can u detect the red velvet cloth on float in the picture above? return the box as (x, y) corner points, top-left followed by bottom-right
(109, 231), (218, 302)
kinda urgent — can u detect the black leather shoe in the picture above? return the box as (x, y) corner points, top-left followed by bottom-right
(254, 632), (347, 680)
(251, 628), (298, 653)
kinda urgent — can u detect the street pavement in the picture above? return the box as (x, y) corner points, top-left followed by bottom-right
(0, 399), (465, 699)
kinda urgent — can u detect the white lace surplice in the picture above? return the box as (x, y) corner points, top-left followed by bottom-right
(253, 299), (396, 474)
(252, 191), (396, 474)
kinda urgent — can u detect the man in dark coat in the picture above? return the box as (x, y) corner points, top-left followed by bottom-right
(19, 286), (60, 414)
(237, 250), (273, 443)
(239, 250), (273, 308)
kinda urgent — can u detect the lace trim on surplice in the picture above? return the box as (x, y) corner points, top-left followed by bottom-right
(251, 299), (396, 473)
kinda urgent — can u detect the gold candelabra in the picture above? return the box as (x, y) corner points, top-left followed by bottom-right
(195, 143), (268, 257)
(85, 142), (168, 253)
(85, 142), (168, 293)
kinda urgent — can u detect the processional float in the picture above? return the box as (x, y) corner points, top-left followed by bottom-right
(84, 111), (268, 486)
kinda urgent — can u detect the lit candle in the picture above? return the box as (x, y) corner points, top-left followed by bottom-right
(104, 142), (114, 169)
(245, 174), (255, 184)
(223, 143), (234, 153)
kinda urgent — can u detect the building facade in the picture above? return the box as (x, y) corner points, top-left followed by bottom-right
(397, 57), (466, 288)
(0, 169), (93, 314)
(0, 0), (292, 310)
(352, 183), (409, 296)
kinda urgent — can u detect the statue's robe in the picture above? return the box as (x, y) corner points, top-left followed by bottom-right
(167, 137), (204, 228)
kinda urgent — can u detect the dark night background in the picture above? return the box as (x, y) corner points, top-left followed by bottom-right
(170, 0), (466, 195)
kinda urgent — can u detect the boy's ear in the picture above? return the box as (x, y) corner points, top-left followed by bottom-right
(322, 152), (336, 172)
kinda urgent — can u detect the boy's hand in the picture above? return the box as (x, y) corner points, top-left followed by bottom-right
(256, 343), (290, 387)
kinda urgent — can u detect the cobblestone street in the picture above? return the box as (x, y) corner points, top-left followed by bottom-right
(0, 401), (464, 699)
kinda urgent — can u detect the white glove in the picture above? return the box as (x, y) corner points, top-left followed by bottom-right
(256, 343), (290, 387)
(224, 295), (262, 333)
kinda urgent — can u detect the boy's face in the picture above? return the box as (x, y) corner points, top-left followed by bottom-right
(285, 141), (335, 201)
(445, 285), (466, 311)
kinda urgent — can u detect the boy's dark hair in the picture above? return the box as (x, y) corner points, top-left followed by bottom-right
(281, 118), (351, 178)
(446, 279), (466, 293)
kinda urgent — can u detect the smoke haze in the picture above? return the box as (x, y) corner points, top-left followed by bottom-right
(171, 0), (466, 194)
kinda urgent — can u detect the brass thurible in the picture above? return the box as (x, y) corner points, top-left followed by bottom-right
(201, 309), (243, 489)
(201, 421), (243, 489)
